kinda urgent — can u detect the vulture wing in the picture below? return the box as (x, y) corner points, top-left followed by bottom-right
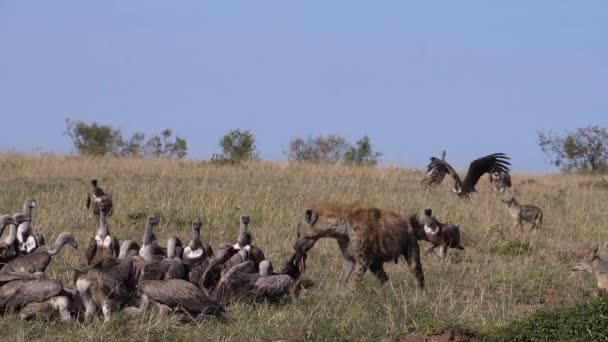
(462, 153), (510, 192)
(5, 279), (63, 311)
(109, 236), (120, 258)
(85, 193), (91, 210)
(427, 157), (462, 188)
(139, 279), (224, 316)
(253, 274), (292, 300)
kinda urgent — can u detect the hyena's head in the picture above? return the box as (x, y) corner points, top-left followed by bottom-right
(293, 208), (342, 253)
(572, 243), (599, 273)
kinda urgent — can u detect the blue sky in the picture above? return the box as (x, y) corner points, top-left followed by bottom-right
(1, 1), (607, 172)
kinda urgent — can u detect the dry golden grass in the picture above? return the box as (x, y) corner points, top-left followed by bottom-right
(0, 153), (606, 341)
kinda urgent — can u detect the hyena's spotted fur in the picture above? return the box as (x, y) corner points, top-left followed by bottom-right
(293, 202), (425, 289)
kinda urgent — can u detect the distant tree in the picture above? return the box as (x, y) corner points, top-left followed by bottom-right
(121, 132), (146, 157)
(538, 125), (608, 172)
(288, 135), (349, 164)
(64, 118), (123, 156)
(64, 118), (187, 159)
(219, 129), (258, 162)
(145, 129), (188, 159)
(343, 136), (382, 166)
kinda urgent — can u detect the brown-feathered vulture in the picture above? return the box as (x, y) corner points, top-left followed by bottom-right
(424, 153), (511, 197)
(15, 198), (45, 254)
(421, 150), (448, 186)
(0, 232), (78, 274)
(183, 218), (213, 261)
(213, 251), (307, 305)
(0, 272), (75, 322)
(85, 179), (113, 221)
(139, 215), (166, 261)
(85, 210), (119, 265)
(131, 279), (224, 318)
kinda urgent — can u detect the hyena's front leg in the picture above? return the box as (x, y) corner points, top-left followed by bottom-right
(369, 261), (389, 283)
(351, 261), (369, 284)
(339, 259), (355, 287)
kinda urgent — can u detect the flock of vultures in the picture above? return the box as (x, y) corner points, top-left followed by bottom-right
(0, 152), (601, 327)
(0, 180), (310, 324)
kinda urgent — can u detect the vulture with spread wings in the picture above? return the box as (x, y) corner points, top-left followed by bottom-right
(425, 153), (511, 197)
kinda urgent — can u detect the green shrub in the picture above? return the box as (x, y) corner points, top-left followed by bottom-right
(485, 296), (608, 341)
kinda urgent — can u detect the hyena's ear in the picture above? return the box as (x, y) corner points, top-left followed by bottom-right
(590, 243), (599, 257)
(305, 209), (318, 225)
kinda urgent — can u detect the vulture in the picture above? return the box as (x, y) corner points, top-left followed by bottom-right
(183, 218), (213, 261)
(75, 256), (137, 324)
(0, 215), (17, 262)
(0, 232), (78, 274)
(421, 150), (448, 186)
(139, 236), (187, 281)
(424, 153), (511, 197)
(197, 215), (265, 290)
(213, 251), (307, 304)
(128, 279), (224, 319)
(0, 274), (77, 322)
(85, 210), (119, 265)
(233, 215), (265, 266)
(1, 214), (29, 265)
(489, 170), (512, 192)
(139, 215), (165, 261)
(16, 198), (45, 254)
(85, 179), (113, 220)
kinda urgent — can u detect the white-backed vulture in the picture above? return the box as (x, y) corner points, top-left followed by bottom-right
(85, 210), (119, 265)
(0, 276), (74, 322)
(132, 279), (224, 318)
(424, 153), (511, 197)
(0, 232), (78, 274)
(489, 170), (512, 192)
(75, 256), (137, 324)
(183, 219), (213, 261)
(139, 215), (165, 261)
(15, 198), (44, 254)
(140, 236), (186, 281)
(85, 179), (113, 221)
(0, 215), (18, 264)
(213, 251), (307, 304)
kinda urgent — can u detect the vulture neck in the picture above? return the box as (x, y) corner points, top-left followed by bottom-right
(142, 222), (156, 246)
(96, 212), (109, 238)
(0, 224), (17, 248)
(236, 222), (249, 247)
(118, 240), (138, 259)
(166, 237), (178, 259)
(48, 234), (70, 256)
(190, 228), (202, 249)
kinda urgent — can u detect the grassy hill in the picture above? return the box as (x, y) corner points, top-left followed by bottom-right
(0, 153), (606, 341)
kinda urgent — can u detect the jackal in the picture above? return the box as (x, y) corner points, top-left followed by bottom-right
(572, 243), (608, 291)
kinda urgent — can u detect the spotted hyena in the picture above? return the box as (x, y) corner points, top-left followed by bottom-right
(293, 202), (425, 289)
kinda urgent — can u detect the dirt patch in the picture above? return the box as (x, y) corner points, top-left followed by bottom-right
(382, 331), (482, 342)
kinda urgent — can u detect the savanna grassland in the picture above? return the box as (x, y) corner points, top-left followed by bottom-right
(0, 153), (607, 341)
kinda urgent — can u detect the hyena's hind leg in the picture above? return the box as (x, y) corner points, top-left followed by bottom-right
(369, 261), (389, 283)
(535, 212), (543, 229)
(404, 243), (425, 289)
